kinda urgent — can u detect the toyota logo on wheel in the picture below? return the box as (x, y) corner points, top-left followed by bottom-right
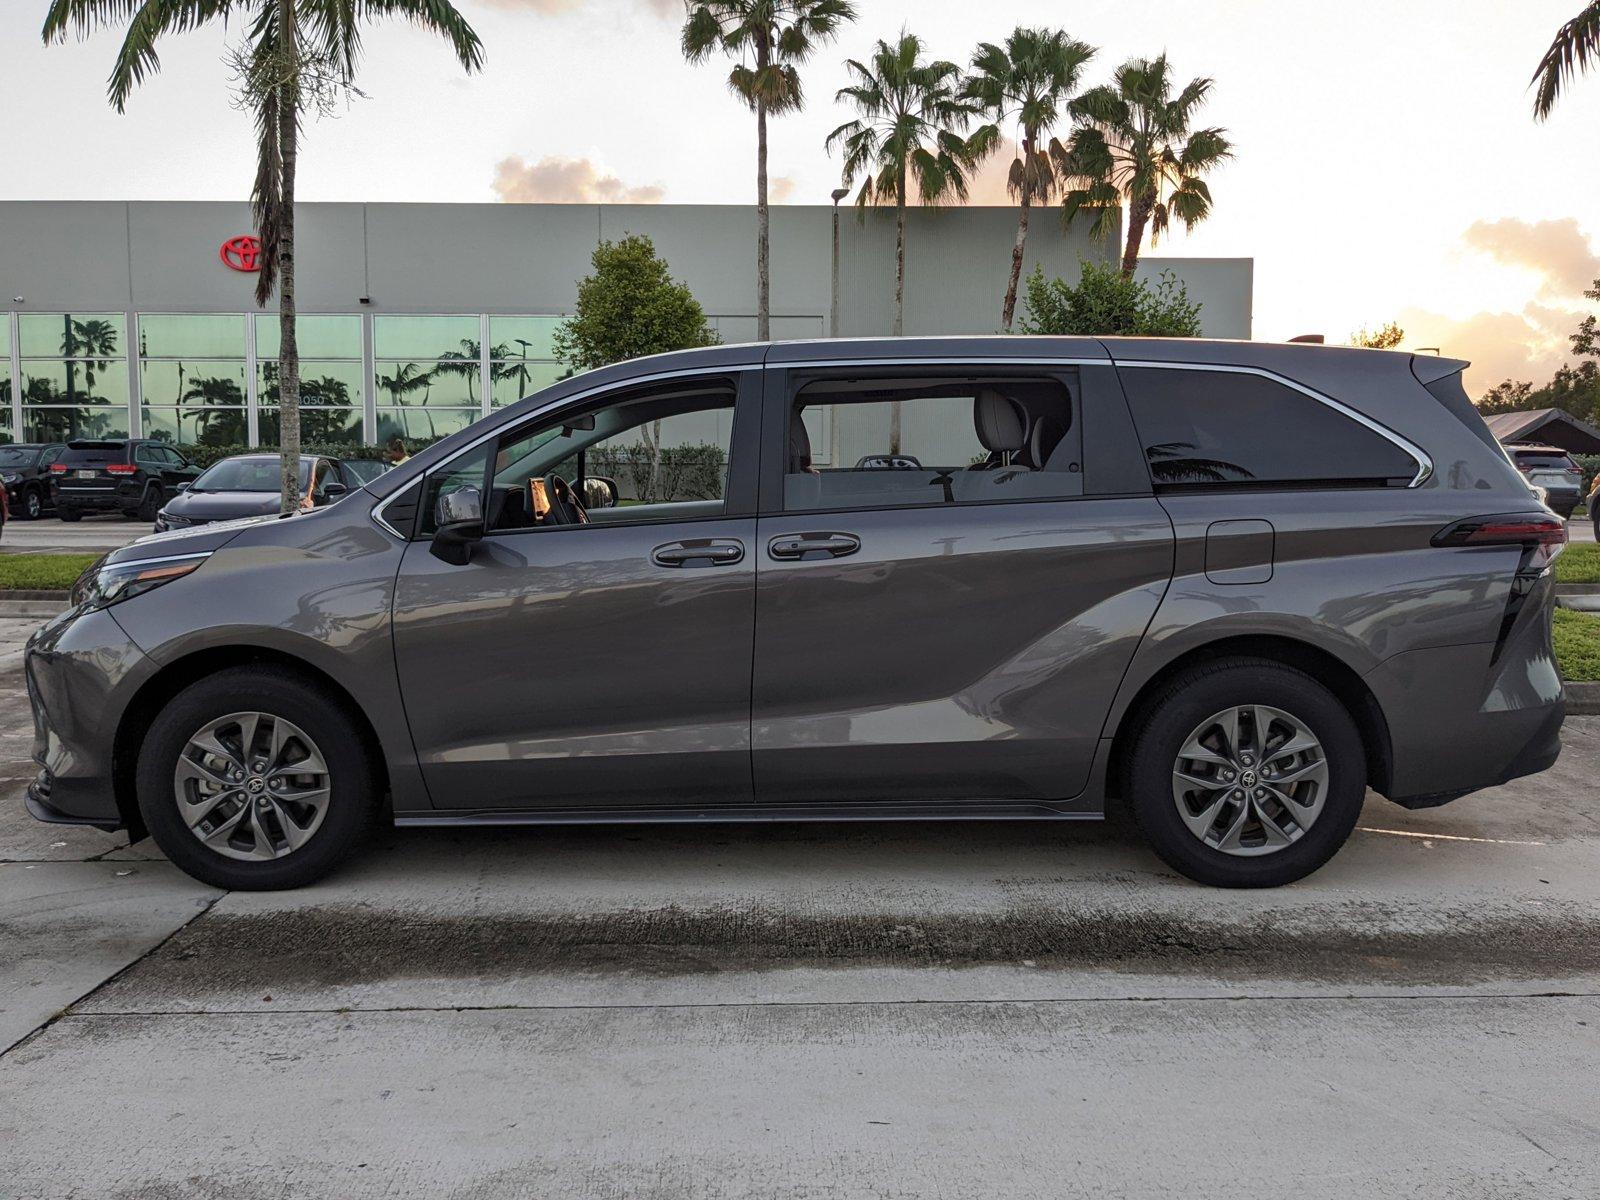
(220, 235), (262, 272)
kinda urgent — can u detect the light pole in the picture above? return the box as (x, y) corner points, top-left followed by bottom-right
(830, 187), (849, 339)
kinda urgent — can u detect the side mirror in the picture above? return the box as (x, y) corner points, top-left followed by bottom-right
(321, 482), (349, 502)
(175, 482), (191, 493)
(429, 485), (484, 565)
(583, 475), (620, 510)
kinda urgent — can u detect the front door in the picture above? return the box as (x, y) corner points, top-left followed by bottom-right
(393, 370), (762, 811)
(751, 364), (1174, 805)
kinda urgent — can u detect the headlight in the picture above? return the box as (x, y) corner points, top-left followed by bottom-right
(156, 511), (190, 530)
(0, 473), (18, 485)
(70, 552), (210, 613)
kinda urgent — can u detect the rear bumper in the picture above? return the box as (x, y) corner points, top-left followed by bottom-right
(1366, 576), (1565, 806)
(56, 483), (142, 510)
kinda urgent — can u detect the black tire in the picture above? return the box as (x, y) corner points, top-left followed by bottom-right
(137, 486), (164, 522)
(136, 666), (379, 890)
(19, 487), (43, 520)
(1123, 657), (1366, 888)
(57, 506), (83, 522)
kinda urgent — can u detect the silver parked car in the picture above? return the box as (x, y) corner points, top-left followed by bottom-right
(24, 338), (1567, 890)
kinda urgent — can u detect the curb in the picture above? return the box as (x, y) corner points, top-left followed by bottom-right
(0, 592), (67, 620)
(1566, 681), (1600, 717)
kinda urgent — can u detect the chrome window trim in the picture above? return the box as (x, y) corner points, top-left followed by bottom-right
(370, 362), (763, 540)
(1115, 360), (1435, 488)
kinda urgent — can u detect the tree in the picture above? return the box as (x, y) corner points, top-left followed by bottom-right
(45, 0), (483, 514)
(1056, 54), (1232, 277)
(1351, 322), (1405, 350)
(1017, 260), (1202, 337)
(553, 234), (720, 372)
(964, 27), (1096, 332)
(1532, 3), (1600, 119)
(1475, 281), (1600, 420)
(683, 0), (858, 343)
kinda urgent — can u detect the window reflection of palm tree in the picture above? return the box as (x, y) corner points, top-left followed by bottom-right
(379, 361), (437, 440)
(60, 316), (119, 404)
(181, 376), (246, 446)
(437, 339), (482, 404)
(1146, 442), (1249, 485)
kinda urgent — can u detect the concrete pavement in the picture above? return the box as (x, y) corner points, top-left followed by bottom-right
(0, 512), (149, 555)
(0, 611), (1597, 1196)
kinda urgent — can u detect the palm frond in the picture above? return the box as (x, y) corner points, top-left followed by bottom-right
(1532, 2), (1600, 119)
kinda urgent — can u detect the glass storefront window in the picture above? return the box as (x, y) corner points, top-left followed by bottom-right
(25, 407), (129, 441)
(1, 316), (11, 358)
(259, 406), (363, 445)
(373, 315), (480, 361)
(138, 314), (245, 359)
(255, 313), (363, 360)
(140, 361), (247, 407)
(259, 360), (364, 407)
(142, 406), (248, 445)
(21, 361), (129, 406)
(489, 316), (562, 360)
(375, 361), (479, 407)
(19, 313), (127, 360)
(376, 407), (477, 444)
(490, 360), (569, 408)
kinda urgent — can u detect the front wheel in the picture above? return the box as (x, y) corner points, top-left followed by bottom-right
(1123, 658), (1366, 888)
(136, 666), (378, 890)
(136, 487), (164, 522)
(57, 506), (82, 522)
(20, 487), (42, 520)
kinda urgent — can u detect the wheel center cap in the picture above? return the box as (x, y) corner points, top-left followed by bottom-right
(246, 777), (265, 794)
(1239, 769), (1257, 788)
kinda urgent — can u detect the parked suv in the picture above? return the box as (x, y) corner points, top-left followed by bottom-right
(51, 439), (202, 522)
(24, 338), (1566, 891)
(0, 443), (66, 519)
(1505, 442), (1584, 517)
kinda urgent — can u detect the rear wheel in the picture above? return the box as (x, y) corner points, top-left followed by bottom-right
(136, 666), (378, 890)
(136, 487), (163, 522)
(1124, 658), (1366, 887)
(20, 487), (42, 520)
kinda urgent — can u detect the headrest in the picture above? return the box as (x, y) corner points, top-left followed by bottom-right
(1028, 414), (1066, 469)
(973, 389), (1026, 453)
(790, 408), (812, 468)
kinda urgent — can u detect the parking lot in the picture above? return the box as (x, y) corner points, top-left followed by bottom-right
(1, 601), (1598, 1198)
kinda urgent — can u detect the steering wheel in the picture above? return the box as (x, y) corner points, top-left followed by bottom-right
(542, 473), (589, 526)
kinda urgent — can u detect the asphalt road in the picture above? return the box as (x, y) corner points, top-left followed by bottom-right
(1, 623), (1598, 1196)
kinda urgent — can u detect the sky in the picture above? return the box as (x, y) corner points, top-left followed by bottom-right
(3, 0), (1598, 392)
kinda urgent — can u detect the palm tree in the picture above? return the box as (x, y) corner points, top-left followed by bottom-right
(44, 0), (483, 513)
(1532, 4), (1600, 118)
(683, 1), (858, 343)
(829, 32), (988, 340)
(59, 317), (120, 402)
(437, 338), (482, 403)
(1055, 55), (1232, 277)
(965, 28), (1096, 332)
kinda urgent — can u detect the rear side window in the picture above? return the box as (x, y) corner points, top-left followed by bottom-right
(1120, 367), (1418, 490)
(1510, 449), (1578, 471)
(58, 442), (128, 467)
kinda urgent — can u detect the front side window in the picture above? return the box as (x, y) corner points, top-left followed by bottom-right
(783, 374), (1081, 512)
(485, 383), (736, 532)
(1120, 367), (1419, 490)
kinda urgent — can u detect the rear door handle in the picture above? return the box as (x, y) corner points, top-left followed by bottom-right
(768, 532), (861, 561)
(651, 539), (745, 568)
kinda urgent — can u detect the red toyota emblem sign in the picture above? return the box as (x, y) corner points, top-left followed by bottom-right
(220, 235), (262, 272)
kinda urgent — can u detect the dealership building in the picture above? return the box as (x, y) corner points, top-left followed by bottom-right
(0, 201), (1252, 448)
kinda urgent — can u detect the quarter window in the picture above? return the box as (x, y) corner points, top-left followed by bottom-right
(1120, 367), (1419, 490)
(783, 374), (1081, 512)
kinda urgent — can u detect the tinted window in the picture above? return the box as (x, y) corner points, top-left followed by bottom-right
(0, 448), (40, 467)
(1120, 368), (1417, 489)
(1510, 449), (1578, 471)
(193, 458), (313, 492)
(783, 375), (1081, 512)
(58, 442), (128, 466)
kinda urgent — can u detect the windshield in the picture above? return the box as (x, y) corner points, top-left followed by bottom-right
(340, 458), (389, 484)
(0, 448), (39, 467)
(193, 458), (313, 492)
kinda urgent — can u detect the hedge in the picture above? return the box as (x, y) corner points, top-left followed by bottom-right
(169, 443), (389, 469)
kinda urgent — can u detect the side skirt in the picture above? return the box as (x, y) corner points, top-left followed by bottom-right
(394, 800), (1105, 828)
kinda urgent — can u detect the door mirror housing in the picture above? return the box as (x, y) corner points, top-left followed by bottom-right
(320, 482), (349, 502)
(582, 475), (620, 510)
(175, 482), (191, 493)
(430, 485), (484, 565)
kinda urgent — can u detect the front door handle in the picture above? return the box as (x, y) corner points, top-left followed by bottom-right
(651, 539), (745, 568)
(768, 532), (861, 561)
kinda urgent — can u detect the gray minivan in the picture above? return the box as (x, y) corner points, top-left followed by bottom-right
(24, 338), (1566, 890)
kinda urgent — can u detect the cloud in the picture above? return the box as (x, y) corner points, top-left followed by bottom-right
(471, 0), (678, 15)
(491, 155), (665, 204)
(770, 175), (797, 203)
(1462, 217), (1600, 299)
(1396, 302), (1582, 394)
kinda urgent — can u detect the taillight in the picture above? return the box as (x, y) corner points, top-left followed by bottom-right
(105, 463), (137, 475)
(48, 464), (67, 474)
(1432, 512), (1568, 573)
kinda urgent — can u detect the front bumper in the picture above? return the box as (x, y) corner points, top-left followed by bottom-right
(24, 605), (154, 828)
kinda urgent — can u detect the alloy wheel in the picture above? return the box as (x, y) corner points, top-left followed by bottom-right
(1170, 704), (1329, 857)
(173, 711), (331, 862)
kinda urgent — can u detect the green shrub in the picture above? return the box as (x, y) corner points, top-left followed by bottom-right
(169, 443), (390, 469)
(590, 443), (726, 503)
(1018, 260), (1203, 338)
